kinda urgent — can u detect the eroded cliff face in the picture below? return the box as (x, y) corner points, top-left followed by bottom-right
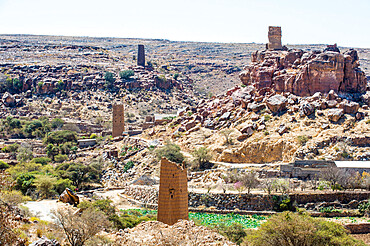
(239, 48), (367, 97)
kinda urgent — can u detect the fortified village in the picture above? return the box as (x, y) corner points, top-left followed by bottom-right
(1, 26), (370, 245)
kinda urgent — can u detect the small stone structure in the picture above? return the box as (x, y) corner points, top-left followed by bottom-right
(157, 157), (188, 225)
(137, 44), (145, 67)
(112, 104), (124, 137)
(268, 26), (282, 50)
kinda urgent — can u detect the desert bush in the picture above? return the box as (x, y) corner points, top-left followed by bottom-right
(52, 206), (110, 246)
(272, 195), (296, 212)
(191, 147), (213, 171)
(56, 162), (102, 189)
(358, 200), (370, 216)
(16, 146), (33, 162)
(155, 142), (185, 164)
(243, 212), (365, 246)
(217, 222), (246, 245)
(297, 135), (309, 146)
(15, 173), (36, 195)
(221, 129), (233, 145)
(119, 69), (134, 80)
(104, 71), (115, 89)
(54, 178), (75, 195)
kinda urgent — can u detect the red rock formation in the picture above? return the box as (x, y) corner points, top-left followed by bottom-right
(240, 48), (367, 97)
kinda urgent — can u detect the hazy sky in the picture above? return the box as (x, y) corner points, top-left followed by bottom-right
(0, 0), (369, 48)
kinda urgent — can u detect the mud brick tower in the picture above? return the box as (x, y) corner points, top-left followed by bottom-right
(157, 157), (188, 225)
(112, 104), (124, 137)
(137, 44), (145, 67)
(268, 26), (282, 50)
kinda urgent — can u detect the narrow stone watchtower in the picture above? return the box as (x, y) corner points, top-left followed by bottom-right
(157, 157), (188, 225)
(112, 104), (124, 137)
(268, 26), (282, 50)
(137, 44), (145, 67)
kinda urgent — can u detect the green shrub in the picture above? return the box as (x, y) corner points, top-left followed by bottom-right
(155, 142), (185, 164)
(0, 160), (9, 170)
(272, 195), (296, 212)
(319, 206), (343, 214)
(15, 173), (36, 195)
(191, 147), (213, 171)
(2, 143), (20, 153)
(90, 133), (98, 139)
(54, 178), (75, 195)
(358, 200), (370, 216)
(217, 222), (246, 245)
(51, 118), (64, 129)
(297, 135), (309, 146)
(244, 211), (365, 246)
(54, 154), (68, 163)
(104, 71), (115, 88)
(264, 115), (271, 122)
(44, 130), (77, 145)
(33, 175), (57, 198)
(32, 157), (52, 165)
(119, 70), (134, 80)
(173, 73), (179, 80)
(123, 161), (134, 173)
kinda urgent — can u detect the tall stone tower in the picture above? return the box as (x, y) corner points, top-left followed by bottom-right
(157, 157), (188, 225)
(137, 44), (145, 67)
(112, 104), (124, 137)
(268, 26), (282, 50)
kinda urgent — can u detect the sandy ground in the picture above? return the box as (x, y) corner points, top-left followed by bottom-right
(23, 199), (61, 221)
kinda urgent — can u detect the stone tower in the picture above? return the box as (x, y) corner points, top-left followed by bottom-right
(157, 157), (188, 225)
(137, 44), (145, 67)
(268, 26), (282, 50)
(112, 104), (124, 137)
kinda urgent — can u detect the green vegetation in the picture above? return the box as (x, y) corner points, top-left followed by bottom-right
(155, 142), (185, 164)
(358, 200), (370, 216)
(0, 160), (10, 170)
(244, 211), (365, 246)
(297, 135), (309, 146)
(123, 161), (134, 173)
(44, 130), (77, 145)
(51, 118), (64, 129)
(173, 73), (179, 80)
(119, 69), (134, 80)
(104, 71), (115, 88)
(191, 147), (213, 171)
(319, 206), (343, 214)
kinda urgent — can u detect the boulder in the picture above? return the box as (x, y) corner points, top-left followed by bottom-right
(277, 124), (288, 135)
(59, 188), (79, 206)
(339, 101), (360, 114)
(327, 108), (344, 122)
(2, 92), (15, 107)
(266, 95), (287, 113)
(299, 102), (315, 117)
(247, 102), (265, 112)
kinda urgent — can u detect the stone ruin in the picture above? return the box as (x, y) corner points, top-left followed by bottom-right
(240, 27), (367, 97)
(157, 157), (188, 225)
(137, 44), (145, 67)
(268, 26), (282, 50)
(112, 104), (125, 137)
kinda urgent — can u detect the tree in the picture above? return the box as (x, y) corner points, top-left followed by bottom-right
(155, 142), (185, 164)
(44, 130), (77, 145)
(320, 167), (350, 190)
(104, 71), (115, 89)
(52, 206), (110, 246)
(191, 147), (212, 170)
(243, 211), (365, 246)
(33, 175), (57, 198)
(16, 146), (33, 162)
(241, 171), (260, 194)
(221, 129), (233, 145)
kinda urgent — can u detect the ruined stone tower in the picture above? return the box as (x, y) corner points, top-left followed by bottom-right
(157, 157), (188, 225)
(112, 104), (124, 137)
(268, 26), (282, 50)
(137, 44), (145, 67)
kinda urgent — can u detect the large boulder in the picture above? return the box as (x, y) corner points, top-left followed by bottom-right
(2, 92), (15, 107)
(339, 100), (360, 114)
(59, 188), (79, 206)
(266, 94), (287, 113)
(299, 101), (315, 116)
(327, 108), (344, 122)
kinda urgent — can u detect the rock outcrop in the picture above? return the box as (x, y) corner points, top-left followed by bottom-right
(239, 47), (367, 97)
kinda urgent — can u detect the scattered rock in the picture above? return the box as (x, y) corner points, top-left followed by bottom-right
(266, 94), (287, 113)
(327, 108), (344, 122)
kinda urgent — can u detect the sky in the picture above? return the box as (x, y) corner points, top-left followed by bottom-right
(0, 0), (369, 48)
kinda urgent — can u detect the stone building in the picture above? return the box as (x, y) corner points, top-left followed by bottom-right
(268, 26), (282, 50)
(157, 157), (188, 225)
(137, 44), (145, 67)
(112, 104), (124, 137)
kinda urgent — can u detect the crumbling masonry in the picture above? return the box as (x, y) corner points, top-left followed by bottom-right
(268, 26), (282, 50)
(157, 157), (188, 225)
(112, 104), (124, 137)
